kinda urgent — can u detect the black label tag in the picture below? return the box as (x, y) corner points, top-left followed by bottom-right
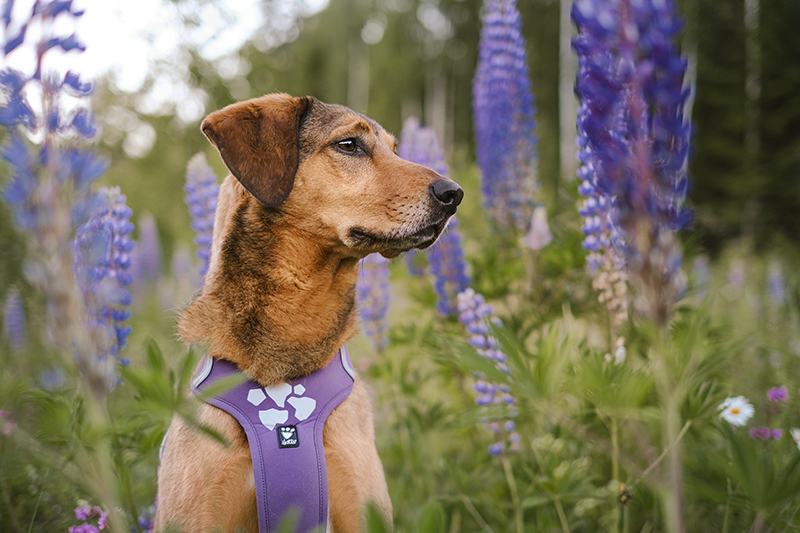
(277, 425), (299, 448)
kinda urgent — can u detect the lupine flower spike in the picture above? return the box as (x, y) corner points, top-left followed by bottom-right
(457, 288), (518, 454)
(398, 118), (471, 316)
(1, 0), (113, 395)
(356, 253), (391, 352)
(132, 212), (162, 291)
(72, 187), (135, 377)
(573, 0), (692, 327)
(3, 287), (26, 351)
(473, 0), (538, 231)
(185, 153), (220, 285)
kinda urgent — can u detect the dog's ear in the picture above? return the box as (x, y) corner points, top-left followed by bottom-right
(201, 94), (312, 207)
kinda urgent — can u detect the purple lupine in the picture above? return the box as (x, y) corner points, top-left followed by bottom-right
(0, 1), (116, 396)
(356, 253), (391, 352)
(72, 187), (135, 371)
(457, 288), (518, 455)
(472, 0), (537, 231)
(427, 218), (472, 316)
(767, 262), (785, 304)
(3, 287), (26, 351)
(573, 0), (692, 327)
(184, 153), (219, 284)
(398, 118), (471, 315)
(132, 212), (162, 288)
(576, 106), (629, 349)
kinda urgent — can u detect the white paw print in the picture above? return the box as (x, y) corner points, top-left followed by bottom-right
(247, 383), (317, 430)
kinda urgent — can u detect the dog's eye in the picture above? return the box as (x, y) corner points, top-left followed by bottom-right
(336, 139), (357, 153)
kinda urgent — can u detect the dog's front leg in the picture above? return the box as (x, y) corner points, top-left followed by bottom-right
(324, 378), (393, 532)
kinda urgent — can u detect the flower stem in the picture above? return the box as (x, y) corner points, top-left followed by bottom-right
(502, 457), (524, 533)
(611, 416), (620, 533)
(553, 496), (570, 533)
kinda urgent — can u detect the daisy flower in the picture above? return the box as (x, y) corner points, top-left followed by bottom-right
(718, 396), (755, 427)
(791, 428), (800, 451)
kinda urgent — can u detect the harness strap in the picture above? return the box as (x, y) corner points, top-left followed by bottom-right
(192, 347), (355, 532)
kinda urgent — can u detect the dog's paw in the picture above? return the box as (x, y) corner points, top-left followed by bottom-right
(248, 383), (317, 430)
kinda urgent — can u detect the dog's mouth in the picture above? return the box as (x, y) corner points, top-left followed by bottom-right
(348, 218), (449, 257)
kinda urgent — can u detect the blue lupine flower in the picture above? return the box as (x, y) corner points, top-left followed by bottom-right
(767, 262), (785, 304)
(356, 253), (391, 352)
(573, 0), (691, 326)
(3, 287), (26, 351)
(473, 0), (537, 231)
(398, 118), (471, 315)
(72, 187), (135, 367)
(132, 212), (162, 289)
(428, 217), (471, 316)
(1, 1), (113, 394)
(457, 288), (519, 454)
(184, 153), (219, 284)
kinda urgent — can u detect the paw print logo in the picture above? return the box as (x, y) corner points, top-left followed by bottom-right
(247, 383), (317, 431)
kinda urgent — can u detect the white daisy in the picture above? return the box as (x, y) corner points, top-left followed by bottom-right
(791, 428), (800, 451)
(718, 396), (755, 427)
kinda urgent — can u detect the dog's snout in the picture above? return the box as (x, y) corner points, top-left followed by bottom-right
(430, 179), (464, 214)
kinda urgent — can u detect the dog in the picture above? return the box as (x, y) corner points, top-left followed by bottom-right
(154, 93), (463, 532)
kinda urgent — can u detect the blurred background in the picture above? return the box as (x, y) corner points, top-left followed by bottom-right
(3, 0), (797, 295)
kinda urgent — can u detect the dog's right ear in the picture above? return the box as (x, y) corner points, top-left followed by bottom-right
(201, 94), (312, 207)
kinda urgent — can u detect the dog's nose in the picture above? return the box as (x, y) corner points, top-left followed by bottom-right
(430, 179), (464, 214)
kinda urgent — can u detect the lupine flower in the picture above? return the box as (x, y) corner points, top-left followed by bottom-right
(767, 386), (788, 403)
(184, 153), (219, 284)
(398, 118), (471, 315)
(1, 1), (114, 396)
(522, 206), (552, 250)
(457, 288), (518, 454)
(72, 187), (134, 372)
(749, 427), (782, 441)
(718, 396), (755, 427)
(132, 212), (162, 289)
(767, 262), (785, 304)
(136, 498), (157, 533)
(356, 254), (391, 352)
(576, 102), (629, 349)
(427, 218), (471, 316)
(398, 117), (448, 176)
(472, 0), (537, 231)
(573, 0), (692, 327)
(3, 287), (26, 351)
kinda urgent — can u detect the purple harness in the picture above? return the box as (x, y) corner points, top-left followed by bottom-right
(191, 347), (355, 532)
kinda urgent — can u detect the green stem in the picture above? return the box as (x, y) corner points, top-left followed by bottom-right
(652, 328), (686, 533)
(721, 478), (732, 533)
(502, 457), (524, 533)
(611, 417), (620, 533)
(553, 496), (570, 533)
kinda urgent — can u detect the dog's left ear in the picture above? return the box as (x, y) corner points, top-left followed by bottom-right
(201, 94), (311, 207)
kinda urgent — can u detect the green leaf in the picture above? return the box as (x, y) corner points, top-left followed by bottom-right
(364, 502), (391, 533)
(417, 501), (445, 533)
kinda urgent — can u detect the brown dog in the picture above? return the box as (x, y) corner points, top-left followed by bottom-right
(154, 93), (463, 532)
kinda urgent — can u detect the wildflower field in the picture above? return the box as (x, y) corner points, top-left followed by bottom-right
(2, 0), (800, 532)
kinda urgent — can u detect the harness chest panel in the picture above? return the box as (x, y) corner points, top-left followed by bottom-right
(192, 347), (356, 532)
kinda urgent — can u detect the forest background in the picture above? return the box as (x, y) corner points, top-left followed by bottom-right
(0, 0), (794, 273)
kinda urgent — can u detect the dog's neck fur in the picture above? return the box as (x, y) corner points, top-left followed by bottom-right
(179, 177), (361, 386)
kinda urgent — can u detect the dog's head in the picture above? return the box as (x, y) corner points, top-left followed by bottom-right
(200, 93), (463, 259)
